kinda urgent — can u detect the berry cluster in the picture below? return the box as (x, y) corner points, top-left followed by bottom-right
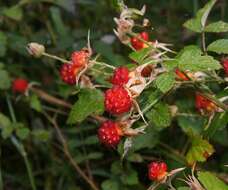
(131, 32), (150, 50)
(195, 93), (218, 114)
(98, 121), (122, 147)
(148, 161), (168, 181)
(60, 50), (90, 85)
(12, 78), (29, 93)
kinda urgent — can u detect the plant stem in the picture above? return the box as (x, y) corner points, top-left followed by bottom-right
(92, 60), (116, 70)
(10, 136), (37, 190)
(6, 94), (37, 190)
(42, 52), (70, 64)
(31, 87), (106, 123)
(201, 32), (207, 54)
(43, 113), (99, 190)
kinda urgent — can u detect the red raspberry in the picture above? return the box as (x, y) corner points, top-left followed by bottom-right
(60, 62), (80, 85)
(105, 86), (132, 115)
(111, 67), (130, 86)
(131, 32), (149, 50)
(71, 50), (89, 67)
(195, 93), (217, 113)
(98, 120), (122, 147)
(148, 161), (168, 181)
(175, 69), (189, 81)
(222, 58), (228, 76)
(12, 78), (29, 93)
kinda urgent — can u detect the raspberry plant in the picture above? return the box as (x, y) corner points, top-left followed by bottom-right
(0, 0), (228, 190)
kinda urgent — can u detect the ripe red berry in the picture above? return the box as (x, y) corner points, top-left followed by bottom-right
(222, 58), (228, 76)
(60, 62), (80, 85)
(111, 67), (130, 86)
(105, 86), (132, 115)
(195, 93), (217, 113)
(71, 50), (89, 67)
(12, 78), (29, 93)
(131, 32), (149, 50)
(175, 69), (189, 81)
(98, 120), (122, 147)
(148, 161), (168, 181)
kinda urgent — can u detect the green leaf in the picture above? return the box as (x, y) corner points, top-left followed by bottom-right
(204, 21), (228, 33)
(0, 70), (11, 90)
(3, 6), (23, 21)
(0, 113), (11, 128)
(207, 39), (228, 54)
(16, 127), (30, 140)
(177, 116), (206, 135)
(176, 45), (221, 71)
(131, 126), (159, 151)
(30, 94), (42, 112)
(1, 125), (13, 139)
(183, 0), (217, 32)
(186, 135), (214, 165)
(198, 171), (228, 190)
(146, 102), (172, 130)
(0, 113), (13, 139)
(155, 72), (175, 93)
(32, 129), (50, 142)
(101, 180), (119, 190)
(121, 168), (138, 185)
(178, 187), (190, 190)
(129, 47), (152, 63)
(0, 32), (7, 57)
(67, 88), (104, 124)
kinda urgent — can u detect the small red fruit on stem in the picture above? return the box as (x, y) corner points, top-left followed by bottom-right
(12, 78), (29, 93)
(195, 93), (217, 113)
(60, 62), (80, 85)
(111, 67), (130, 86)
(131, 32), (149, 50)
(148, 161), (168, 181)
(71, 50), (90, 67)
(105, 86), (132, 115)
(98, 120), (122, 147)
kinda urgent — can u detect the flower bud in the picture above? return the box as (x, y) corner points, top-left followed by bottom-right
(27, 42), (45, 58)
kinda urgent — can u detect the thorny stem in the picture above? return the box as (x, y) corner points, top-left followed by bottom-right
(6, 94), (37, 190)
(42, 52), (71, 64)
(43, 113), (99, 190)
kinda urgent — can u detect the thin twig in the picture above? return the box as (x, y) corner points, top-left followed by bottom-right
(30, 87), (106, 123)
(43, 113), (99, 190)
(42, 52), (70, 64)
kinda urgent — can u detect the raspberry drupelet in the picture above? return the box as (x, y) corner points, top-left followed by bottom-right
(98, 120), (122, 147)
(60, 62), (81, 85)
(12, 78), (29, 93)
(111, 67), (130, 86)
(131, 32), (149, 50)
(148, 161), (168, 181)
(105, 86), (132, 115)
